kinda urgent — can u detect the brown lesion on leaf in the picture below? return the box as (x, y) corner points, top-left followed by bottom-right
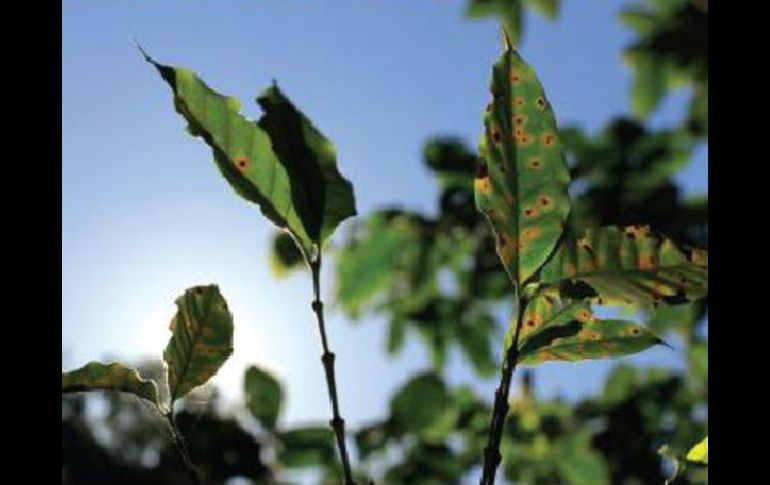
(522, 227), (541, 242)
(540, 132), (557, 148)
(576, 309), (593, 323)
(528, 157), (543, 170)
(524, 206), (539, 218)
(510, 71), (522, 84)
(536, 97), (546, 110)
(638, 253), (657, 270)
(514, 96), (525, 107)
(538, 195), (553, 209)
(234, 156), (248, 170)
(516, 133), (532, 146)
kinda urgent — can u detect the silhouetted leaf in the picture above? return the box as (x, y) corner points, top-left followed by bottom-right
(278, 427), (336, 468)
(62, 362), (158, 405)
(390, 372), (452, 437)
(556, 432), (610, 485)
(244, 365), (282, 430)
(164, 285), (234, 403)
(475, 43), (571, 287)
(269, 231), (305, 277)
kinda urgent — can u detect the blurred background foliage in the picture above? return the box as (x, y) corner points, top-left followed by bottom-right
(63, 0), (707, 483)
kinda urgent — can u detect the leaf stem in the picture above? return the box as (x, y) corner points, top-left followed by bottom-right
(310, 253), (356, 485)
(479, 293), (528, 485)
(165, 411), (203, 485)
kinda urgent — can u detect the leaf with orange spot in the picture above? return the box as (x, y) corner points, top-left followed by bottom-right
(144, 51), (356, 260)
(62, 362), (159, 405)
(540, 225), (708, 305)
(164, 285), (234, 404)
(519, 318), (663, 365)
(475, 41), (571, 289)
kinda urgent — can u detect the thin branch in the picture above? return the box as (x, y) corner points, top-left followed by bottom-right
(479, 293), (528, 485)
(165, 411), (203, 485)
(309, 253), (357, 485)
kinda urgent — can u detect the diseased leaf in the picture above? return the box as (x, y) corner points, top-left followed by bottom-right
(686, 436), (708, 464)
(244, 365), (283, 430)
(539, 225), (708, 305)
(519, 313), (663, 365)
(145, 52), (356, 257)
(164, 285), (234, 403)
(62, 362), (158, 405)
(278, 427), (336, 468)
(475, 43), (571, 288)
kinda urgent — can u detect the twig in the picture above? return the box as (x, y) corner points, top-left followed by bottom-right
(479, 293), (528, 485)
(309, 253), (356, 485)
(164, 411), (204, 485)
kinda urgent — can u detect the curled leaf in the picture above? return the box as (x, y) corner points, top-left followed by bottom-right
(62, 362), (158, 405)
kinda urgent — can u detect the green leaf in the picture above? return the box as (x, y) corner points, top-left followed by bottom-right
(555, 432), (610, 485)
(505, 289), (587, 354)
(475, 43), (571, 288)
(390, 372), (452, 437)
(163, 285), (234, 403)
(278, 427), (336, 468)
(62, 362), (158, 405)
(519, 314), (663, 365)
(145, 52), (356, 258)
(269, 230), (306, 277)
(686, 436), (708, 465)
(539, 225), (708, 305)
(244, 365), (283, 430)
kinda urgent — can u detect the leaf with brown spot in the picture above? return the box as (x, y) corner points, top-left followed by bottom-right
(164, 285), (234, 403)
(519, 318), (663, 365)
(540, 225), (707, 305)
(475, 42), (571, 289)
(62, 362), (158, 405)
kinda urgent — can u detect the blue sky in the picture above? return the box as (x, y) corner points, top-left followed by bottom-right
(63, 0), (707, 430)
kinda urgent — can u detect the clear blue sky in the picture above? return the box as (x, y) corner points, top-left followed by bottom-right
(63, 0), (707, 430)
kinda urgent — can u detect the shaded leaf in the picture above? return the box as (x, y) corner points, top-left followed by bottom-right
(164, 285), (234, 403)
(278, 427), (336, 468)
(145, 52), (355, 257)
(269, 231), (306, 277)
(519, 315), (663, 365)
(503, 289), (587, 354)
(62, 362), (158, 405)
(244, 365), (283, 430)
(556, 432), (611, 485)
(475, 43), (571, 287)
(390, 372), (452, 437)
(540, 225), (707, 305)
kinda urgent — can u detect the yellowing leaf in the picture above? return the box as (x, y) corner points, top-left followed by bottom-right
(62, 362), (158, 405)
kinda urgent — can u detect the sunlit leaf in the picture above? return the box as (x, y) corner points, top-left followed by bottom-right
(62, 362), (158, 405)
(475, 43), (571, 288)
(164, 285), (234, 403)
(145, 52), (356, 258)
(540, 225), (708, 305)
(686, 436), (708, 464)
(244, 365), (283, 430)
(519, 313), (663, 365)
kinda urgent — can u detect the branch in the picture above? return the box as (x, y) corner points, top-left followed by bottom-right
(310, 254), (357, 485)
(479, 294), (528, 485)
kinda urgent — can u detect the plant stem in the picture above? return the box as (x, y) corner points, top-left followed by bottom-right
(309, 254), (356, 485)
(165, 411), (203, 485)
(479, 294), (528, 485)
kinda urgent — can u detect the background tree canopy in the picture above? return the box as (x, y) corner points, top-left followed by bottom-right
(63, 0), (707, 484)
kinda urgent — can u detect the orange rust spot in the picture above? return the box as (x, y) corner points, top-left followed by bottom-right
(524, 206), (538, 218)
(515, 115), (525, 126)
(475, 177), (491, 195)
(517, 134), (532, 146)
(538, 195), (553, 209)
(529, 157), (542, 170)
(638, 254), (657, 270)
(577, 309), (593, 323)
(522, 227), (541, 241)
(541, 132), (557, 147)
(630, 327), (642, 336)
(235, 156), (248, 169)
(511, 72), (522, 84)
(514, 97), (525, 107)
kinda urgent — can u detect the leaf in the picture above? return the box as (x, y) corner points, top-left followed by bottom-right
(504, 289), (586, 354)
(256, 83), (357, 246)
(278, 427), (336, 468)
(62, 362), (158, 405)
(555, 432), (611, 485)
(539, 225), (708, 305)
(164, 285), (234, 403)
(475, 43), (571, 288)
(519, 312), (663, 365)
(145, 52), (356, 257)
(390, 372), (452, 437)
(686, 436), (708, 465)
(244, 365), (283, 430)
(269, 230), (306, 277)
